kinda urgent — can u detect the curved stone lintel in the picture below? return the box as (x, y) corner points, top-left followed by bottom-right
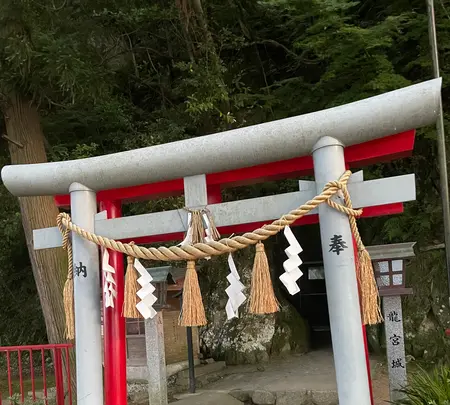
(1, 78), (441, 197)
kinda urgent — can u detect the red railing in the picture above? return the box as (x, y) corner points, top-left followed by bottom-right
(0, 344), (73, 404)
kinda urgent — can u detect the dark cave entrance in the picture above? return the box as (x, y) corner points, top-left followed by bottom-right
(273, 224), (332, 350)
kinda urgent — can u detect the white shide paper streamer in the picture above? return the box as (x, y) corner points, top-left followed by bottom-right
(225, 254), (246, 320)
(102, 249), (117, 308)
(134, 259), (158, 319)
(280, 226), (303, 295)
(203, 212), (213, 243)
(202, 211), (217, 260)
(179, 212), (193, 246)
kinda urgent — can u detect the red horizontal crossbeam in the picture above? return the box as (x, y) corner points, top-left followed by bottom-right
(120, 203), (403, 245)
(54, 130), (415, 207)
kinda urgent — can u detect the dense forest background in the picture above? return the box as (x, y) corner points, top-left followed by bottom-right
(0, 0), (449, 361)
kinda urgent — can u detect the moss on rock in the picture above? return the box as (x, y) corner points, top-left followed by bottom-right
(271, 304), (309, 355)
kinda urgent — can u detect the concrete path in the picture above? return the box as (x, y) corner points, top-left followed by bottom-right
(172, 349), (388, 405)
(206, 349), (338, 393)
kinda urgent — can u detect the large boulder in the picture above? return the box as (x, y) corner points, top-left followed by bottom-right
(199, 241), (309, 365)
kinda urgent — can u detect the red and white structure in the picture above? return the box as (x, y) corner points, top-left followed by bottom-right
(1, 78), (441, 405)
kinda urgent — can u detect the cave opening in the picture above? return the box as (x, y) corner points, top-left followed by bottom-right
(274, 224), (332, 350)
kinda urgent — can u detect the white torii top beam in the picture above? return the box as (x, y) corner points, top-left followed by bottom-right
(1, 79), (441, 197)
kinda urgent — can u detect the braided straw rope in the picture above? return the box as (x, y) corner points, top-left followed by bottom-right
(57, 169), (383, 329)
(56, 170), (362, 262)
(57, 219), (73, 275)
(57, 216), (75, 339)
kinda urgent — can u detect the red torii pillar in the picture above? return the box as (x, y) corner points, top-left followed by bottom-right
(99, 200), (127, 405)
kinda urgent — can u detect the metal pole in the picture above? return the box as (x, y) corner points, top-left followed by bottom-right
(312, 137), (371, 405)
(186, 327), (196, 393)
(180, 294), (196, 393)
(70, 183), (104, 405)
(426, 0), (450, 300)
(100, 201), (128, 405)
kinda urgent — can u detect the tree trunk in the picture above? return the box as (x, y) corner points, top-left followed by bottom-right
(2, 94), (77, 395)
(190, 0), (215, 52)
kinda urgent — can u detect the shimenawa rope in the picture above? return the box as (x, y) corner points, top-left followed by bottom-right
(58, 170), (382, 337)
(57, 171), (361, 261)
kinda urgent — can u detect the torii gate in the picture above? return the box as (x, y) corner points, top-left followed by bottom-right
(1, 78), (441, 405)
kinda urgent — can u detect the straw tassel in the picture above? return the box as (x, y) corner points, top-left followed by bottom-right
(204, 209), (221, 241)
(60, 223), (75, 340)
(249, 242), (279, 314)
(180, 261), (207, 327)
(328, 182), (383, 325)
(340, 185), (383, 325)
(190, 210), (205, 245)
(357, 248), (383, 325)
(123, 254), (141, 318)
(63, 273), (75, 340)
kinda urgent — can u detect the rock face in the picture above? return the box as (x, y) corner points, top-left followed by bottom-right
(200, 241), (309, 365)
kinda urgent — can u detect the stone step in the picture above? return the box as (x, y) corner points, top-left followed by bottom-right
(229, 389), (338, 405)
(173, 388), (339, 405)
(175, 362), (227, 392)
(173, 391), (242, 405)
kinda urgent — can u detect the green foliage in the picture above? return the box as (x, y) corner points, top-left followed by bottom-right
(0, 0), (114, 103)
(394, 366), (450, 404)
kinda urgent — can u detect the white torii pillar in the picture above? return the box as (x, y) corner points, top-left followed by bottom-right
(313, 137), (371, 404)
(70, 183), (104, 405)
